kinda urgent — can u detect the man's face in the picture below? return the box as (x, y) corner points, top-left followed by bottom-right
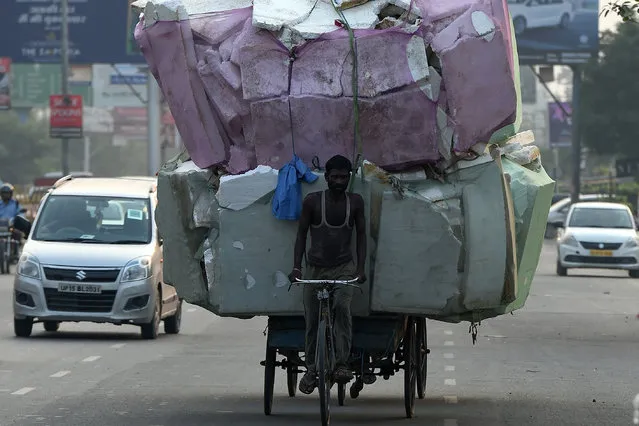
(326, 169), (350, 193)
(0, 191), (9, 202)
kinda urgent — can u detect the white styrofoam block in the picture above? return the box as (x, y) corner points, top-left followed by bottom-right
(471, 10), (495, 42)
(136, 0), (252, 27)
(216, 165), (279, 210)
(290, 0), (387, 39)
(174, 159), (206, 173)
(252, 0), (319, 31)
(406, 35), (429, 87)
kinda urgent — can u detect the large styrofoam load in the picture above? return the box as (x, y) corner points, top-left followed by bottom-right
(132, 0), (520, 173)
(155, 140), (552, 321)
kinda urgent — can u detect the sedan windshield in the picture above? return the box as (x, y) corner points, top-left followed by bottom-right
(32, 195), (152, 244)
(568, 207), (634, 229)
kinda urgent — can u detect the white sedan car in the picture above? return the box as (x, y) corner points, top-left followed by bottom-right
(554, 202), (639, 277)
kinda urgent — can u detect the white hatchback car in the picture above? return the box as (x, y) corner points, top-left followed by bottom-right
(554, 202), (639, 277)
(508, 0), (574, 36)
(13, 176), (182, 339)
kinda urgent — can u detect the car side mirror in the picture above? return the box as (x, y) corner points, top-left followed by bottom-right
(551, 221), (564, 229)
(19, 208), (27, 214)
(13, 215), (32, 237)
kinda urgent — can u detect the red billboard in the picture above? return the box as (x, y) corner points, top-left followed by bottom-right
(49, 95), (83, 139)
(0, 57), (10, 110)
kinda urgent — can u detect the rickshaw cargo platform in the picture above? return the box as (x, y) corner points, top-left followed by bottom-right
(156, 143), (554, 323)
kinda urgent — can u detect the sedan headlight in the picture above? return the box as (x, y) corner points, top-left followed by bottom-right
(560, 234), (579, 248)
(121, 256), (152, 282)
(17, 254), (41, 279)
(625, 237), (639, 248)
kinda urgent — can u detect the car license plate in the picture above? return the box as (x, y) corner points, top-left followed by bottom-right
(57, 283), (101, 294)
(590, 250), (613, 257)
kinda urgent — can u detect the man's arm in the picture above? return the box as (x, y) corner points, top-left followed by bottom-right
(292, 195), (314, 272)
(353, 194), (367, 282)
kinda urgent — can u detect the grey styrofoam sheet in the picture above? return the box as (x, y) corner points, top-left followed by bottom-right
(369, 161), (507, 315)
(206, 176), (373, 317)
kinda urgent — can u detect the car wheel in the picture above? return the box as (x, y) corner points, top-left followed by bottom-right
(544, 224), (557, 240)
(556, 261), (567, 277)
(164, 299), (182, 335)
(43, 321), (60, 332)
(513, 16), (526, 36)
(14, 317), (33, 338)
(559, 13), (570, 28)
(140, 293), (161, 340)
(629, 270), (639, 279)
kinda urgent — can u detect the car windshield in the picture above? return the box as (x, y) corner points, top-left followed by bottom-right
(568, 207), (634, 229)
(32, 195), (152, 244)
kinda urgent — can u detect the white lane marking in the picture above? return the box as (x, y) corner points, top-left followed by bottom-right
(444, 419), (458, 426)
(0, 389), (11, 392)
(444, 341), (455, 346)
(82, 356), (101, 363)
(443, 353), (455, 359)
(445, 379), (456, 386)
(110, 343), (126, 349)
(11, 387), (35, 395)
(444, 330), (453, 335)
(50, 371), (70, 378)
(187, 308), (196, 313)
(444, 395), (458, 404)
(0, 369), (12, 373)
(445, 365), (456, 372)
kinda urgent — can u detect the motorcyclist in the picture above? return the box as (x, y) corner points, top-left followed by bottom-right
(0, 183), (23, 259)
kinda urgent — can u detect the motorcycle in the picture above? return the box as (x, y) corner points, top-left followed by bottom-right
(0, 209), (27, 274)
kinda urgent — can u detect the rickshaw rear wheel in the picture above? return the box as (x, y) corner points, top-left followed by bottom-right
(404, 317), (417, 418)
(416, 317), (428, 399)
(263, 347), (276, 415)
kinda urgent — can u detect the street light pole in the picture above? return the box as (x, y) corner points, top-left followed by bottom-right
(60, 0), (70, 176)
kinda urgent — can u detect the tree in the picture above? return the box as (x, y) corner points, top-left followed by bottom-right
(0, 112), (49, 184)
(603, 0), (639, 22)
(580, 22), (639, 158)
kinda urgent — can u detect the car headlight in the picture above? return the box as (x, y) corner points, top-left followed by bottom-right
(560, 234), (579, 248)
(121, 256), (152, 283)
(625, 237), (639, 248)
(17, 253), (41, 279)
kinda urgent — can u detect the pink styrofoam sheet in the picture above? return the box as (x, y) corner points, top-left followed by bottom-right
(134, 0), (518, 173)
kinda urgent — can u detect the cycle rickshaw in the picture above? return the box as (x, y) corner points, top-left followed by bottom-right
(261, 277), (429, 425)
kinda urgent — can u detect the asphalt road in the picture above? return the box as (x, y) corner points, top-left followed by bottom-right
(1, 242), (638, 426)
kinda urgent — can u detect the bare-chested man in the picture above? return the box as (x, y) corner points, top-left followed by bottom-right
(289, 154), (367, 395)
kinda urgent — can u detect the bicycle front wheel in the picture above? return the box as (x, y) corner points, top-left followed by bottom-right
(317, 319), (331, 426)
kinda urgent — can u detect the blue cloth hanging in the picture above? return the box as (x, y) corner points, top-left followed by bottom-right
(272, 155), (319, 220)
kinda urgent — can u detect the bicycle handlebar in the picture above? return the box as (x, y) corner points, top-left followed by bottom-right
(293, 277), (360, 288)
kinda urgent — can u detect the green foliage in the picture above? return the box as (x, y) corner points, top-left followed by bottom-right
(581, 180), (639, 212)
(602, 1), (639, 22)
(581, 23), (639, 158)
(0, 112), (49, 184)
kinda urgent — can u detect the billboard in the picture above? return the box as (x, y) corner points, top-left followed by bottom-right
(548, 102), (572, 148)
(0, 58), (11, 110)
(92, 64), (148, 108)
(11, 64), (92, 107)
(50, 95), (83, 139)
(508, 0), (599, 65)
(0, 0), (144, 64)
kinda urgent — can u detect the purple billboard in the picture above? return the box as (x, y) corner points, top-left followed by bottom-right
(548, 102), (572, 148)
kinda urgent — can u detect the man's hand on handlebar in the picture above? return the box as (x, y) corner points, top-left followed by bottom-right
(356, 270), (367, 284)
(288, 268), (303, 283)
